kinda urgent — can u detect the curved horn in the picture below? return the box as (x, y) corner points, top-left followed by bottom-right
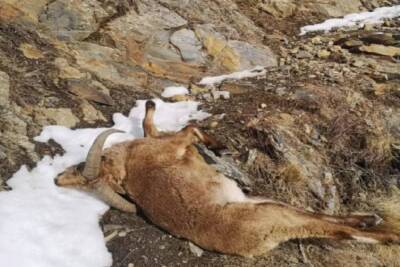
(93, 181), (136, 213)
(82, 129), (124, 179)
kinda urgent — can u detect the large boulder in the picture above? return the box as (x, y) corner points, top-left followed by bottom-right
(39, 0), (108, 40)
(258, 0), (297, 18)
(0, 0), (49, 23)
(195, 24), (277, 71)
(308, 0), (365, 17)
(170, 29), (205, 64)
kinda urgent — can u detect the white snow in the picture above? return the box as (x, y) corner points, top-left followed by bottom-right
(300, 5), (400, 35)
(161, 86), (189, 98)
(198, 66), (266, 85)
(0, 99), (209, 267)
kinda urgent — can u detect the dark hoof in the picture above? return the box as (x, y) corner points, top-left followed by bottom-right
(145, 100), (156, 110)
(356, 214), (383, 228)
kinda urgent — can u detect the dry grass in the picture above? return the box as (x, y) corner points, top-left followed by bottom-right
(279, 162), (307, 184)
(365, 133), (395, 167)
(373, 245), (400, 267)
(374, 187), (400, 234)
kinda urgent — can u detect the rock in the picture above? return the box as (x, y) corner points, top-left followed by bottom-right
(34, 108), (80, 128)
(317, 49), (331, 58)
(0, 71), (10, 108)
(169, 95), (192, 102)
(258, 0), (297, 18)
(343, 40), (363, 48)
(0, 110), (37, 162)
(209, 121), (218, 128)
(118, 231), (127, 237)
(106, 4), (187, 43)
(301, 44), (313, 52)
(363, 23), (375, 31)
(310, 0), (365, 17)
(19, 43), (43, 59)
(190, 84), (208, 95)
(144, 30), (182, 61)
(360, 33), (397, 46)
(276, 87), (287, 96)
(227, 40), (277, 70)
(197, 144), (252, 186)
(188, 242), (204, 257)
(80, 101), (106, 123)
(54, 58), (87, 80)
(143, 59), (205, 84)
(296, 50), (312, 59)
(0, 145), (6, 161)
(351, 60), (364, 68)
(194, 24), (277, 71)
(67, 80), (114, 105)
(311, 36), (322, 45)
(202, 93), (212, 101)
(220, 83), (249, 95)
(359, 44), (400, 57)
(170, 29), (205, 63)
(39, 0), (108, 40)
(0, 0), (50, 23)
(73, 42), (148, 88)
(212, 91), (230, 100)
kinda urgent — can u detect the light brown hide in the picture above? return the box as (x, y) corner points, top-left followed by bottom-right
(55, 101), (400, 257)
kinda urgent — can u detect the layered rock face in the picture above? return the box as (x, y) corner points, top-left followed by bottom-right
(1, 0), (399, 266)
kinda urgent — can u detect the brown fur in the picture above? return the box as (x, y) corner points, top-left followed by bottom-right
(56, 101), (400, 257)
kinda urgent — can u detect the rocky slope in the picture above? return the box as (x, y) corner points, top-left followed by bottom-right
(0, 0), (399, 266)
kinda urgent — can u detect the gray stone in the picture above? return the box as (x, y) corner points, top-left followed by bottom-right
(0, 71), (10, 108)
(106, 4), (187, 42)
(145, 30), (181, 61)
(194, 24), (276, 71)
(296, 50), (312, 59)
(227, 40), (278, 70)
(170, 29), (204, 63)
(73, 42), (147, 88)
(212, 90), (230, 100)
(258, 0), (297, 18)
(80, 100), (106, 124)
(0, 110), (37, 162)
(188, 242), (204, 257)
(39, 0), (108, 40)
(34, 108), (80, 128)
(311, 0), (365, 17)
(197, 144), (252, 186)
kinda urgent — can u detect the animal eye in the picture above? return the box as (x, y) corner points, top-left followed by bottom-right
(76, 162), (85, 172)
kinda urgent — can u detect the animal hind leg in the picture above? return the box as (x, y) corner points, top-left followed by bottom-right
(249, 198), (382, 229)
(309, 212), (382, 228)
(250, 202), (400, 245)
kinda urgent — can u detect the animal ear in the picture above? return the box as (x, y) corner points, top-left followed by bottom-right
(192, 127), (227, 156)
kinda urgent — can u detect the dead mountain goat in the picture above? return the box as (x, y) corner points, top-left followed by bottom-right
(55, 100), (400, 256)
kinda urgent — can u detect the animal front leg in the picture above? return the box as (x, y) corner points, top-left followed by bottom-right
(143, 100), (160, 138)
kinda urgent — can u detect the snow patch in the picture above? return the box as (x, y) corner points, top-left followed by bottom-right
(300, 5), (400, 35)
(0, 99), (209, 267)
(198, 66), (266, 85)
(161, 86), (189, 98)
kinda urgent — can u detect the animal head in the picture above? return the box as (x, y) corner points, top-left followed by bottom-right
(55, 129), (136, 212)
(55, 163), (89, 189)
